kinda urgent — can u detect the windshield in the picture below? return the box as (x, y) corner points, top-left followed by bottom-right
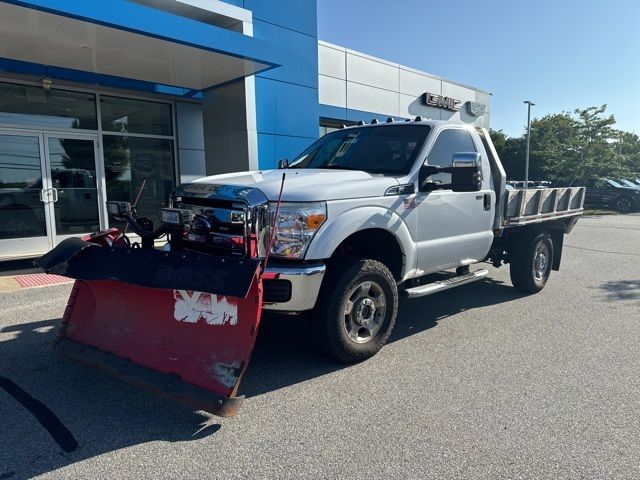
(289, 125), (431, 175)
(606, 179), (623, 188)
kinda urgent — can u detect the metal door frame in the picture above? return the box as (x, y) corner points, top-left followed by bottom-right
(42, 132), (104, 246)
(0, 128), (51, 259)
(0, 129), (104, 260)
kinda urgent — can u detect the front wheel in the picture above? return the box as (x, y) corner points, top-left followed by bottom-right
(615, 196), (634, 213)
(313, 258), (399, 363)
(509, 230), (554, 294)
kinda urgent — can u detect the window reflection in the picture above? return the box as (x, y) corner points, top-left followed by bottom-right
(101, 96), (172, 136)
(47, 138), (100, 234)
(0, 134), (46, 239)
(103, 136), (174, 228)
(0, 82), (97, 130)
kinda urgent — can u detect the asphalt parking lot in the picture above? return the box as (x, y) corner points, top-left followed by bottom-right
(1, 213), (639, 479)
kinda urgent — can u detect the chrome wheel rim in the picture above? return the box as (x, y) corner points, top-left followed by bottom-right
(344, 280), (387, 343)
(533, 242), (550, 280)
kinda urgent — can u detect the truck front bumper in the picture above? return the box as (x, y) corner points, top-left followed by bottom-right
(263, 263), (326, 312)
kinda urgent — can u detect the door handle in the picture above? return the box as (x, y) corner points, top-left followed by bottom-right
(483, 193), (491, 211)
(39, 188), (46, 202)
(51, 188), (59, 203)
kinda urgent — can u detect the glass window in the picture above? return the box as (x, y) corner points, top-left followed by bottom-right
(426, 129), (477, 184)
(0, 82), (97, 130)
(0, 134), (47, 239)
(101, 96), (173, 136)
(47, 137), (100, 234)
(103, 136), (175, 228)
(291, 125), (430, 175)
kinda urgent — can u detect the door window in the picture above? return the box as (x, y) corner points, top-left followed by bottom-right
(47, 137), (100, 235)
(426, 129), (477, 184)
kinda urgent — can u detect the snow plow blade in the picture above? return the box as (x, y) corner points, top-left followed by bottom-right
(36, 237), (264, 417)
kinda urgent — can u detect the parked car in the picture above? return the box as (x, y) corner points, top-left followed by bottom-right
(619, 179), (640, 188)
(584, 178), (640, 213)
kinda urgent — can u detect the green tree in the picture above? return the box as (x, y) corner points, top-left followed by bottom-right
(529, 112), (580, 182)
(490, 128), (526, 180)
(492, 105), (639, 184)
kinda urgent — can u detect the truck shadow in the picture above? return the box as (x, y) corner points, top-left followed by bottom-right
(241, 277), (523, 397)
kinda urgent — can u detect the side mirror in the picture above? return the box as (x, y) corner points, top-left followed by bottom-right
(451, 152), (482, 192)
(418, 164), (441, 192)
(277, 158), (289, 169)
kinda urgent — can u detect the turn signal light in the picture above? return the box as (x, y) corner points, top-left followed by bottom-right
(306, 213), (326, 229)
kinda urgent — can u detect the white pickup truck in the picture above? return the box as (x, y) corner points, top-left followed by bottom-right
(167, 119), (585, 362)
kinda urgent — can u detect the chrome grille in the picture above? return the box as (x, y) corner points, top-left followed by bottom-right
(172, 195), (268, 258)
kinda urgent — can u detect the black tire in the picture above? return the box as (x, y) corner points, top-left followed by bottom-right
(509, 230), (554, 294)
(615, 196), (635, 213)
(313, 258), (399, 363)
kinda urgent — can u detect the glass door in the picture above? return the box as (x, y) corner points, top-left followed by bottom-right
(0, 131), (104, 260)
(0, 131), (51, 259)
(43, 134), (103, 245)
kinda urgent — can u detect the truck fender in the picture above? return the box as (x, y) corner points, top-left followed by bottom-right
(305, 206), (417, 280)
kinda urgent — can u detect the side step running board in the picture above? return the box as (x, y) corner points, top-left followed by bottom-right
(403, 269), (489, 299)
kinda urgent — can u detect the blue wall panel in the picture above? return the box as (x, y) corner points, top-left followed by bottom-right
(244, 0), (317, 37)
(252, 19), (318, 88)
(257, 133), (316, 170)
(255, 78), (319, 138)
(249, 0), (319, 169)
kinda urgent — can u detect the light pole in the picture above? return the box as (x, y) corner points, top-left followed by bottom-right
(523, 100), (535, 187)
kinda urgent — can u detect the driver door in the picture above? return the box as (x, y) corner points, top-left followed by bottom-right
(412, 127), (494, 274)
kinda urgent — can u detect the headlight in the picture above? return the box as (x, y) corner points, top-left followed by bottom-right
(267, 202), (326, 258)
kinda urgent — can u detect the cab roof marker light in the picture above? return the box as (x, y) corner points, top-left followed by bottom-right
(371, 118), (379, 124)
(414, 116), (423, 122)
(386, 117), (394, 123)
(404, 118), (411, 122)
(357, 120), (365, 126)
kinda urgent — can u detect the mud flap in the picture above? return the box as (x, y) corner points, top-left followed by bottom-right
(37, 238), (264, 417)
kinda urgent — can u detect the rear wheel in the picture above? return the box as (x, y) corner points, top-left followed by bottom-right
(615, 196), (634, 213)
(509, 230), (554, 294)
(313, 258), (398, 363)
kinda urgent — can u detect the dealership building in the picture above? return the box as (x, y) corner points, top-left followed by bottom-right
(0, 0), (491, 260)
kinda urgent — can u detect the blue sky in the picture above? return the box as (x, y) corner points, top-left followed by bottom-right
(317, 0), (640, 138)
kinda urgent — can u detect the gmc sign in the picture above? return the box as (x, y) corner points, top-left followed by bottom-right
(421, 92), (461, 111)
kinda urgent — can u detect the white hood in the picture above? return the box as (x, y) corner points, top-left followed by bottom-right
(193, 169), (400, 201)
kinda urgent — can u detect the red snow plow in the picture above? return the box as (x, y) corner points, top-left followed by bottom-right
(36, 184), (282, 417)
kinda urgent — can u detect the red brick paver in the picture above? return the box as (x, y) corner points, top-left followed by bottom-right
(13, 273), (72, 288)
